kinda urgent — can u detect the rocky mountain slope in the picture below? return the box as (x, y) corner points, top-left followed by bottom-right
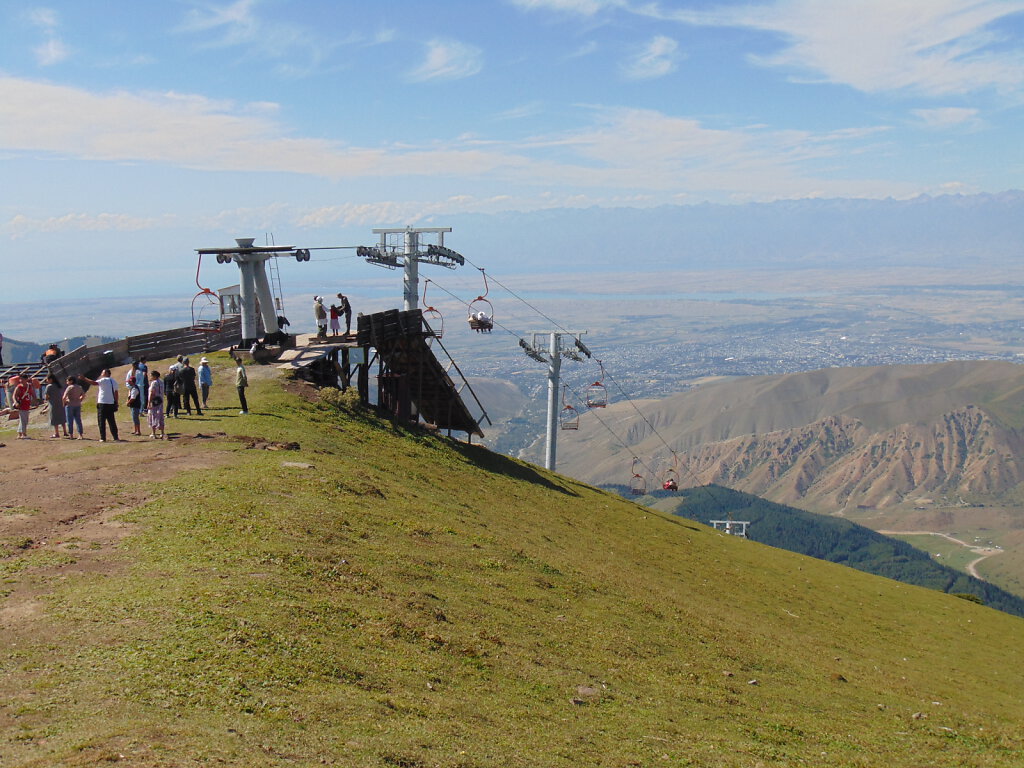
(560, 360), (1024, 514)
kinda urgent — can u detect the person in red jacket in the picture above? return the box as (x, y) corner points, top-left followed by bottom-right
(12, 375), (32, 439)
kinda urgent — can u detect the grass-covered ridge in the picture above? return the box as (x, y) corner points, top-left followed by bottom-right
(645, 484), (1024, 617)
(5, 368), (1024, 767)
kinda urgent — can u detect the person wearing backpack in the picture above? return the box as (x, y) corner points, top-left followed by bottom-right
(336, 293), (352, 335)
(164, 366), (180, 419)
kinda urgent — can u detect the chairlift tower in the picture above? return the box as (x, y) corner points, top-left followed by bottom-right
(521, 332), (591, 471)
(710, 519), (751, 538)
(196, 238), (312, 346)
(358, 227), (465, 310)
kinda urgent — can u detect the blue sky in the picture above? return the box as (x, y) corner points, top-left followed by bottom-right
(2, 0), (1024, 307)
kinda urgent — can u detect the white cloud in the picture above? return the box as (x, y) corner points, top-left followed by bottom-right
(34, 37), (69, 66)
(567, 41), (599, 59)
(25, 7), (59, 29)
(912, 106), (982, 128)
(520, 106), (904, 199)
(643, 0), (1024, 96)
(0, 76), (920, 207)
(622, 35), (679, 79)
(25, 6), (69, 66)
(0, 76), (527, 180)
(407, 39), (483, 82)
(178, 0), (260, 45)
(508, 0), (619, 15)
(175, 0), (351, 78)
(494, 102), (544, 121)
(5, 212), (177, 239)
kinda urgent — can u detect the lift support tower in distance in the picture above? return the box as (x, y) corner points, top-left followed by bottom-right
(521, 332), (591, 471)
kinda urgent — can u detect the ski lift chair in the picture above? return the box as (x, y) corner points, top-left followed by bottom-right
(559, 386), (579, 430)
(661, 454), (680, 491)
(467, 268), (494, 333)
(586, 360), (608, 408)
(191, 288), (223, 332)
(421, 280), (444, 339)
(629, 457), (647, 496)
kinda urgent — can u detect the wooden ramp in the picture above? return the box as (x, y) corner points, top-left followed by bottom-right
(276, 333), (357, 370)
(358, 310), (488, 439)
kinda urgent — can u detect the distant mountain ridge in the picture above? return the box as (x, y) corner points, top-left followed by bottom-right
(562, 360), (1024, 513)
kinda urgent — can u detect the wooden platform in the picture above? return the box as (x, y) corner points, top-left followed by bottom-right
(276, 333), (357, 370)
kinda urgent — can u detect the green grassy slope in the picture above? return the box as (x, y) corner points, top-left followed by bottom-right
(5, 370), (1024, 767)
(641, 484), (1024, 616)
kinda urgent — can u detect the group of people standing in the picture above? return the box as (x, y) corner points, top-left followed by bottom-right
(314, 294), (352, 339)
(5, 354), (249, 441)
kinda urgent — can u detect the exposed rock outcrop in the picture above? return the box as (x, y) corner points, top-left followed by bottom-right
(677, 407), (1024, 512)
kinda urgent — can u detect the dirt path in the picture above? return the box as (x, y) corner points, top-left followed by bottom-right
(1, 408), (244, 626)
(877, 529), (1004, 581)
(1, 357), (296, 622)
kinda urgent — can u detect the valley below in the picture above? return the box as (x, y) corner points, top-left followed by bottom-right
(449, 265), (1024, 600)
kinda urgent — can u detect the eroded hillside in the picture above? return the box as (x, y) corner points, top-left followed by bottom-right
(680, 406), (1024, 511)
(563, 360), (1024, 513)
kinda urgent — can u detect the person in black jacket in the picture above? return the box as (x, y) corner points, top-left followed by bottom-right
(336, 293), (352, 335)
(178, 358), (202, 416)
(164, 365), (180, 419)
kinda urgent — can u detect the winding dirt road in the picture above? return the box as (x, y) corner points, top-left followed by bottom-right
(877, 529), (1003, 580)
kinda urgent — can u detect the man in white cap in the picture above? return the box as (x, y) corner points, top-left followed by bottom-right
(313, 296), (327, 339)
(198, 357), (213, 408)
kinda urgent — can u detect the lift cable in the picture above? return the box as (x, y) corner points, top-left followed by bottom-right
(429, 266), (730, 512)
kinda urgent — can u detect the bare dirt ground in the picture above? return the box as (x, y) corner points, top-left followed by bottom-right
(0, 359), (289, 637)
(0, 412), (237, 629)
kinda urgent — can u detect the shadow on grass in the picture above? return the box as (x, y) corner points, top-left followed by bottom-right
(449, 440), (581, 497)
(320, 401), (579, 495)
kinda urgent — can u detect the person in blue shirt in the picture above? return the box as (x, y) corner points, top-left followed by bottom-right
(198, 357), (214, 408)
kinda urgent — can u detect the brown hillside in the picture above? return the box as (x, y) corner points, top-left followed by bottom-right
(561, 360), (1024, 513)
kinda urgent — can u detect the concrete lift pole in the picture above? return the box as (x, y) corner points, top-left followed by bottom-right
(196, 237), (312, 346)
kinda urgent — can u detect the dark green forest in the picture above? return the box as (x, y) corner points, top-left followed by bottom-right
(608, 483), (1024, 618)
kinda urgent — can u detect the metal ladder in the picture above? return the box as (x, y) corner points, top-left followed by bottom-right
(264, 233), (286, 316)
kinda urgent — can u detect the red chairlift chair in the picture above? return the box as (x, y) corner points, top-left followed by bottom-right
(661, 453), (680, 492)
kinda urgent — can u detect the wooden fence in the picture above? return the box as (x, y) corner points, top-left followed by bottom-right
(47, 317), (241, 384)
